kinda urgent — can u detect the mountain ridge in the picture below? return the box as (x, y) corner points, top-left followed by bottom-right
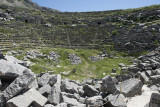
(0, 0), (59, 12)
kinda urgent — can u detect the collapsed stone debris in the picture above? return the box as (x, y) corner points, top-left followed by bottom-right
(0, 49), (160, 107)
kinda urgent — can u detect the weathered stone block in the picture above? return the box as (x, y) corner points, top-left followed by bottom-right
(105, 94), (127, 107)
(6, 88), (47, 107)
(38, 73), (52, 87)
(149, 93), (160, 107)
(3, 69), (35, 101)
(85, 95), (103, 107)
(101, 75), (118, 94)
(117, 78), (143, 97)
(48, 74), (61, 105)
(83, 84), (98, 97)
(148, 75), (160, 85)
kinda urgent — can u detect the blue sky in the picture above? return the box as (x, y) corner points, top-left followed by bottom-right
(32, 0), (160, 12)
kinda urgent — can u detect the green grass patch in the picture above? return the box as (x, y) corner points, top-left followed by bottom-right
(14, 48), (132, 81)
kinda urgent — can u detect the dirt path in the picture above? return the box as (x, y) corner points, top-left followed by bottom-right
(127, 85), (158, 107)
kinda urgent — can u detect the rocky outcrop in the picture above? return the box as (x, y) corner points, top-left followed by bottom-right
(68, 53), (81, 65)
(48, 51), (60, 62)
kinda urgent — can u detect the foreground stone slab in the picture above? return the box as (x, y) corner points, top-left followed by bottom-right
(145, 70), (154, 77)
(115, 75), (131, 82)
(5, 55), (25, 65)
(138, 63), (152, 70)
(102, 75), (118, 94)
(3, 69), (35, 101)
(0, 59), (28, 81)
(28, 79), (39, 89)
(128, 65), (140, 73)
(61, 92), (80, 100)
(83, 84), (98, 97)
(38, 84), (51, 96)
(149, 93), (160, 107)
(106, 94), (127, 107)
(48, 74), (61, 105)
(61, 79), (83, 94)
(149, 83), (160, 91)
(6, 88), (47, 107)
(127, 85), (158, 107)
(44, 104), (54, 107)
(56, 103), (67, 107)
(85, 95), (103, 107)
(38, 73), (52, 87)
(138, 72), (149, 84)
(148, 75), (160, 85)
(72, 104), (86, 107)
(61, 94), (82, 106)
(117, 78), (143, 97)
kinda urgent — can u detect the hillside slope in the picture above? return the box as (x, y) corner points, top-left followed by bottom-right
(0, 0), (39, 8)
(0, 2), (159, 54)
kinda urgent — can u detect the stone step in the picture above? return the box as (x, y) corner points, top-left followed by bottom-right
(0, 44), (13, 46)
(0, 46), (13, 48)
(0, 39), (13, 41)
(0, 48), (11, 51)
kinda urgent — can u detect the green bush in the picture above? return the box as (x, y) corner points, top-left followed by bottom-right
(112, 30), (118, 35)
(154, 40), (159, 45)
